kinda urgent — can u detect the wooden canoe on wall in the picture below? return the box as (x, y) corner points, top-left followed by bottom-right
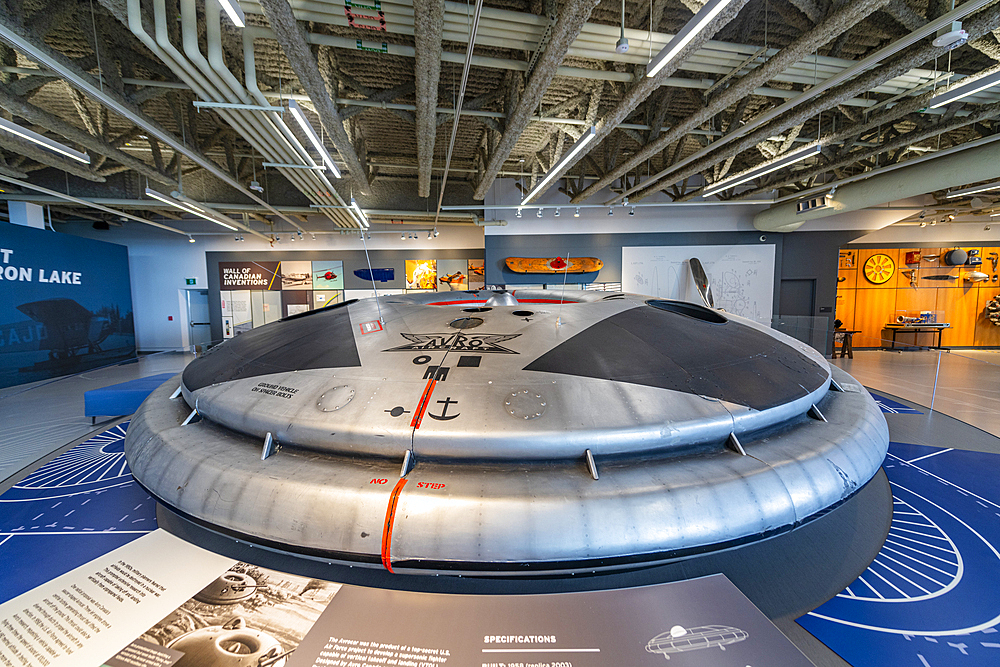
(505, 257), (604, 273)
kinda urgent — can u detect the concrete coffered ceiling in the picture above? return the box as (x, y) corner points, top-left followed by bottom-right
(1, 0), (1000, 234)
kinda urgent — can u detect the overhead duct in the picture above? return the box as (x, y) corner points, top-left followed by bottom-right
(754, 139), (1000, 232)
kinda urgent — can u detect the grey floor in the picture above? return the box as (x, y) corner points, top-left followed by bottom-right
(0, 351), (192, 483)
(833, 349), (1000, 441)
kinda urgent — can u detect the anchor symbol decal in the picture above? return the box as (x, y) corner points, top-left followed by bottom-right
(428, 397), (460, 421)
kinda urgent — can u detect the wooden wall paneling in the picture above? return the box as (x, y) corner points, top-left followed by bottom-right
(895, 284), (938, 321)
(975, 288), (1000, 346)
(836, 288), (857, 330)
(853, 288), (897, 347)
(936, 285), (980, 346)
(838, 267), (858, 289)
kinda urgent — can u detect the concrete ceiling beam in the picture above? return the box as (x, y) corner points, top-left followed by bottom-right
(413, 0), (444, 198)
(568, 0), (894, 205)
(257, 0), (371, 193)
(0, 82), (179, 188)
(472, 0), (602, 200)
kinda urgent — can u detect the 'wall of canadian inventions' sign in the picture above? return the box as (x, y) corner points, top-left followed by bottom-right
(0, 225), (136, 389)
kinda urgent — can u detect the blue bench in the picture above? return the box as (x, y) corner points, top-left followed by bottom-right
(84, 372), (177, 423)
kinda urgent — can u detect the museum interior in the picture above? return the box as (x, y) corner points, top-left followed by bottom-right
(2, 0), (1000, 664)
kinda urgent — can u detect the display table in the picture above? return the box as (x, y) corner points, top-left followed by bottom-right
(834, 330), (861, 359)
(883, 323), (950, 350)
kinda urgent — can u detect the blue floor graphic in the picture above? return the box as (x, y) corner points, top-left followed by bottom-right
(798, 442), (1000, 666)
(870, 392), (924, 415)
(0, 421), (156, 603)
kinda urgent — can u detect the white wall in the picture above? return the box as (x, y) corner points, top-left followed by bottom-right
(63, 217), (484, 352)
(481, 179), (919, 236)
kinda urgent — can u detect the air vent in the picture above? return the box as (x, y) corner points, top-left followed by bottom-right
(797, 195), (830, 214)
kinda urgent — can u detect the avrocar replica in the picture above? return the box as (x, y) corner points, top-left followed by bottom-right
(125, 290), (888, 575)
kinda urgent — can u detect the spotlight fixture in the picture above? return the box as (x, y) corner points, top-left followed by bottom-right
(311, 233), (316, 240)
(516, 209), (522, 218)
(608, 207), (614, 216)
(945, 179), (1000, 199)
(428, 231), (433, 239)
(287, 99), (342, 178)
(521, 126), (597, 205)
(350, 197), (369, 228)
(401, 232), (406, 240)
(249, 179), (264, 193)
(433, 229), (439, 237)
(239, 235), (244, 241)
(297, 230), (304, 239)
(946, 214), (956, 221)
(574, 208), (580, 217)
(919, 221), (927, 227)
(0, 116), (91, 164)
(930, 220), (937, 226)
(986, 225), (992, 231)
(929, 68), (1000, 109)
(146, 188), (237, 230)
(555, 208), (560, 217)
(629, 206), (635, 216)
(702, 145), (822, 197)
(187, 235), (195, 243)
(919, 210), (926, 219)
(218, 0), (246, 27)
(235, 235), (240, 241)
(646, 0), (736, 78)
(536, 208), (543, 218)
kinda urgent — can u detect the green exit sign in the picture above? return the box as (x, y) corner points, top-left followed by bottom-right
(185, 278), (197, 285)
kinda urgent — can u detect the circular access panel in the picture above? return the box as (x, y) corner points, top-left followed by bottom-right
(864, 253), (896, 284)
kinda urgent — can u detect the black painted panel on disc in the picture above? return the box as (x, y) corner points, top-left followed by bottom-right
(183, 306), (361, 391)
(523, 305), (828, 411)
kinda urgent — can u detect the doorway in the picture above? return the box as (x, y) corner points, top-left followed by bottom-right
(185, 289), (211, 350)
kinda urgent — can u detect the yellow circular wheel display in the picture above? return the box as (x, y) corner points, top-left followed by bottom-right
(864, 253), (896, 284)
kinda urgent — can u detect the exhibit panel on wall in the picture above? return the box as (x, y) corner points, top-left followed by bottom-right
(0, 225), (136, 388)
(837, 245), (1000, 348)
(206, 251), (485, 340)
(622, 244), (776, 325)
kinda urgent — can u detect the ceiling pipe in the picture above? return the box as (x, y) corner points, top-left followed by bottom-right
(568, 0), (897, 206)
(257, 0), (372, 194)
(0, 174), (189, 235)
(240, 29), (357, 228)
(0, 6), (301, 230)
(755, 136), (1000, 232)
(413, 0), (444, 199)
(619, 0), (1000, 204)
(196, 0), (350, 228)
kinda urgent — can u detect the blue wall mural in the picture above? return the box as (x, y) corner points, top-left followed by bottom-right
(0, 225), (136, 388)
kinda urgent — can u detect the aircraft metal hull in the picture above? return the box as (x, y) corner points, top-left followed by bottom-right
(125, 290), (888, 575)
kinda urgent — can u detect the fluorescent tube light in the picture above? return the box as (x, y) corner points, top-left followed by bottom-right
(350, 197), (369, 228)
(287, 99), (342, 178)
(945, 179), (1000, 198)
(702, 144), (821, 197)
(145, 187), (237, 230)
(929, 69), (1000, 109)
(218, 0), (246, 27)
(521, 126), (596, 205)
(646, 0), (736, 79)
(0, 116), (90, 164)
